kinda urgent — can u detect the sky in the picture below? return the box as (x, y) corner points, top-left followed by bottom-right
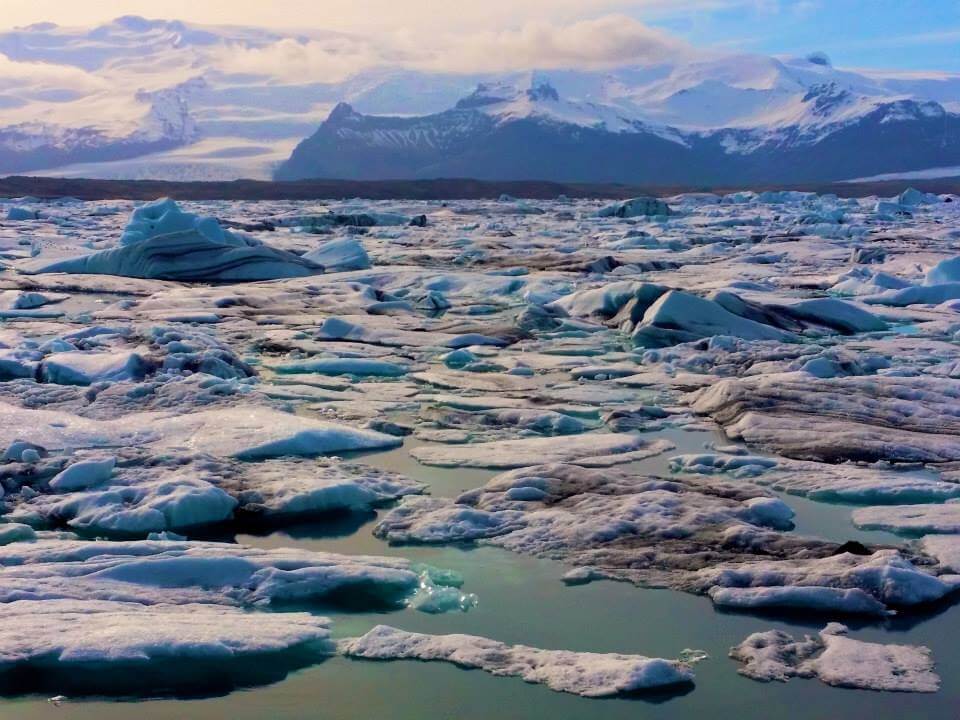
(0, 0), (957, 73)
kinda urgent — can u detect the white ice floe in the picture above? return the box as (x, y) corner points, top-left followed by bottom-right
(694, 549), (960, 611)
(0, 402), (401, 459)
(340, 625), (693, 697)
(731, 623), (939, 692)
(691, 374), (960, 463)
(595, 197), (672, 219)
(303, 237), (371, 272)
(375, 463), (831, 593)
(708, 586), (889, 616)
(671, 453), (960, 504)
(0, 598), (333, 666)
(921, 535), (960, 572)
(0, 539), (426, 608)
(272, 357), (408, 377)
(40, 351), (150, 386)
(11, 455), (423, 535)
(410, 434), (672, 468)
(852, 503), (960, 536)
(48, 456), (116, 492)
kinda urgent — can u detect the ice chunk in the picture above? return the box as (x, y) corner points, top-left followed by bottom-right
(243, 460), (424, 518)
(340, 625), (693, 697)
(26, 477), (238, 535)
(5, 207), (40, 221)
(925, 256), (960, 285)
(632, 291), (795, 348)
(740, 497), (794, 530)
(596, 197), (671, 218)
(691, 374), (960, 463)
(410, 434), (672, 468)
(775, 298), (887, 334)
(709, 586), (888, 616)
(303, 237), (371, 272)
(852, 503), (960, 536)
(0, 539), (427, 608)
(0, 598), (332, 667)
(40, 351), (150, 386)
(272, 358), (407, 377)
(670, 453), (777, 478)
(695, 549), (959, 608)
(49, 456), (116, 492)
(0, 523), (36, 545)
(118, 197), (266, 249)
(0, 403), (401, 459)
(921, 535), (960, 572)
(731, 623), (939, 692)
(24, 230), (323, 282)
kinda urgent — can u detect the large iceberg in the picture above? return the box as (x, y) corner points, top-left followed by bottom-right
(22, 198), (323, 281)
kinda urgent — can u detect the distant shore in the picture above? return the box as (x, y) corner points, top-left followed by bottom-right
(1, 174), (958, 202)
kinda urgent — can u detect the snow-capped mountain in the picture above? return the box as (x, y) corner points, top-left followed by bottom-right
(2, 17), (960, 183)
(276, 60), (960, 184)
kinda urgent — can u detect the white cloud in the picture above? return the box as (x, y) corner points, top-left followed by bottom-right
(0, 0), (746, 34)
(207, 15), (693, 81)
(407, 15), (693, 73)
(210, 37), (386, 83)
(0, 53), (105, 91)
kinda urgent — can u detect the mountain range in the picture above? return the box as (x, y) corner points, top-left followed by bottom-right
(2, 17), (960, 185)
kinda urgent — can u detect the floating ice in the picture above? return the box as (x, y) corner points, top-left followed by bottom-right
(340, 625), (694, 697)
(852, 503), (960, 536)
(0, 598), (334, 667)
(48, 456), (116, 492)
(731, 623), (939, 692)
(0, 403), (401, 459)
(303, 237), (371, 271)
(23, 198), (322, 281)
(596, 197), (671, 219)
(410, 434), (672, 468)
(0, 539), (443, 609)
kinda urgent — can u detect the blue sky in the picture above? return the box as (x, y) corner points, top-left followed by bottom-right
(650, 0), (960, 72)
(0, 0), (957, 73)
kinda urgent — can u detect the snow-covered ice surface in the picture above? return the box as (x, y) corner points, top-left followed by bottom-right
(730, 622), (939, 692)
(2, 191), (960, 716)
(340, 624), (695, 697)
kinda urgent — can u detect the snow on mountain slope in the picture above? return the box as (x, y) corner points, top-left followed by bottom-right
(0, 16), (958, 180)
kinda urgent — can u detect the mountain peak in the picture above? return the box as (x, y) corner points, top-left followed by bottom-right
(801, 82), (852, 116)
(526, 82), (560, 103)
(327, 102), (359, 123)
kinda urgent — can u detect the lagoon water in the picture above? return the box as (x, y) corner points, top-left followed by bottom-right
(3, 427), (956, 720)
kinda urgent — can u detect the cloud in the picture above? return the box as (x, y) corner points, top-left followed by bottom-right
(408, 15), (693, 73)
(210, 36), (386, 83)
(208, 15), (693, 81)
(0, 1), (650, 33)
(0, 53), (105, 91)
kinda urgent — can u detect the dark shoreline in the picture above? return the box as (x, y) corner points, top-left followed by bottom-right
(1, 174), (958, 202)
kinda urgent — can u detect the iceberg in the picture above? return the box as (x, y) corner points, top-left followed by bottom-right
(22, 198), (322, 281)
